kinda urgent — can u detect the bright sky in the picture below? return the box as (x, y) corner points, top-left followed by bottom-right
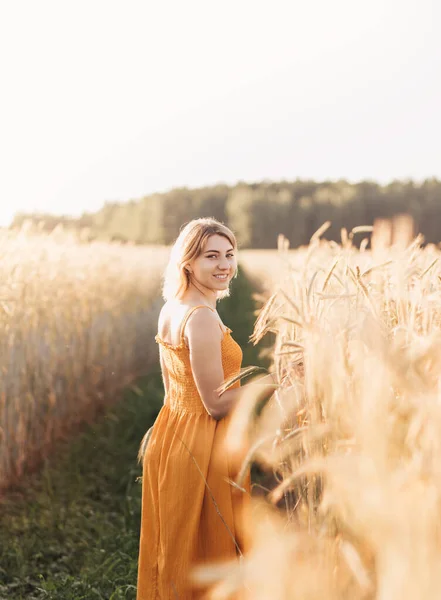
(0, 0), (439, 227)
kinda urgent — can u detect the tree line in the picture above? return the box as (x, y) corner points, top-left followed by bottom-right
(11, 178), (441, 248)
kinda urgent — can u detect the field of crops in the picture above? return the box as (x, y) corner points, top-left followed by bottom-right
(3, 217), (441, 598)
(0, 223), (275, 495)
(0, 231), (265, 599)
(0, 227), (169, 493)
(203, 219), (441, 599)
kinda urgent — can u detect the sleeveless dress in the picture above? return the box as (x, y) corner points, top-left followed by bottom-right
(137, 305), (250, 599)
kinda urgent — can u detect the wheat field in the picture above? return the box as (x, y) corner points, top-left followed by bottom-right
(0, 225), (169, 493)
(203, 218), (441, 600)
(5, 216), (441, 598)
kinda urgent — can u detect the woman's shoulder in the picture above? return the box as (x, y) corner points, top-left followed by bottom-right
(158, 300), (186, 329)
(158, 301), (216, 343)
(157, 301), (186, 346)
(160, 300), (216, 316)
(158, 301), (221, 345)
(182, 305), (225, 343)
(159, 300), (198, 320)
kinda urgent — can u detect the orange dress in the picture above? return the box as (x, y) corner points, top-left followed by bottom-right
(137, 305), (250, 599)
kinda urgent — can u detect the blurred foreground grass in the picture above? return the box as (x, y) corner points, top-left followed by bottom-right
(207, 221), (441, 599)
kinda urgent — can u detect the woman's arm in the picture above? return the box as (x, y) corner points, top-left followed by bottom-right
(186, 309), (275, 420)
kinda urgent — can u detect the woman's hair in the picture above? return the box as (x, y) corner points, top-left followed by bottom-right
(162, 217), (238, 301)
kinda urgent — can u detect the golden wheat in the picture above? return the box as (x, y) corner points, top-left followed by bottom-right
(0, 226), (169, 492)
(207, 219), (441, 599)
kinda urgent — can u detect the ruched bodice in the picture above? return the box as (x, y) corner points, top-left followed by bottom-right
(137, 306), (250, 599)
(155, 325), (242, 415)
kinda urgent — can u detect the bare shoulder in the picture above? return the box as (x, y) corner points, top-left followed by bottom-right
(157, 302), (171, 330)
(157, 301), (188, 343)
(185, 306), (222, 345)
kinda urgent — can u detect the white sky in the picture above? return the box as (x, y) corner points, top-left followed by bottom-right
(0, 0), (439, 227)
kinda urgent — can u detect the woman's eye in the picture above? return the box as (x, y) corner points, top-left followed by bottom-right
(207, 254), (234, 259)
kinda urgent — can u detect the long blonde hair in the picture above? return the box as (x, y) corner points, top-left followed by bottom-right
(162, 218), (238, 301)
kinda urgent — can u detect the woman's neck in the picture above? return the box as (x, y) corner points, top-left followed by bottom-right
(183, 284), (217, 309)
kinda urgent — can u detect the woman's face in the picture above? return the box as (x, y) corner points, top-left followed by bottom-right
(187, 234), (237, 294)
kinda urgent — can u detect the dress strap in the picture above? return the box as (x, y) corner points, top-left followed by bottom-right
(179, 305), (216, 344)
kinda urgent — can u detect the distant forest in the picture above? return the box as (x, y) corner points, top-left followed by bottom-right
(12, 178), (441, 248)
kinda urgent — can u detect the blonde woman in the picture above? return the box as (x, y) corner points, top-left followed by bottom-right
(136, 218), (273, 599)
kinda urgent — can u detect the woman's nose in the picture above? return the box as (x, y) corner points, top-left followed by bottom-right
(218, 259), (230, 270)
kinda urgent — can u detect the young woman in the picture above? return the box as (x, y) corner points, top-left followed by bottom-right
(136, 218), (273, 599)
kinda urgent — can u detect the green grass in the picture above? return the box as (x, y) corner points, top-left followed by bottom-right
(0, 373), (163, 600)
(0, 266), (268, 599)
